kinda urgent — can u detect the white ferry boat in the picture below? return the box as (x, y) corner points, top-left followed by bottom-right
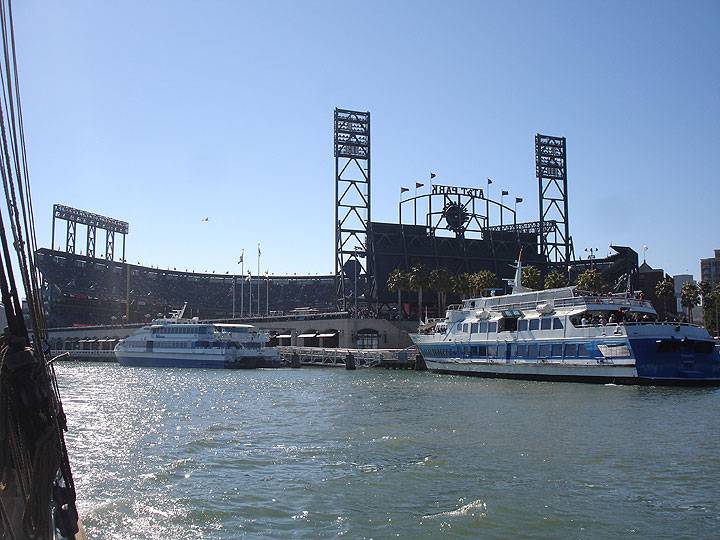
(411, 260), (720, 385)
(115, 304), (279, 369)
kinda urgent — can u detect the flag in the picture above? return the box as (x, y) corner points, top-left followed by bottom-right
(430, 172), (436, 179)
(501, 190), (509, 196)
(258, 244), (261, 257)
(415, 182), (424, 189)
(487, 178), (493, 185)
(515, 197), (523, 203)
(238, 252), (244, 264)
(400, 186), (410, 194)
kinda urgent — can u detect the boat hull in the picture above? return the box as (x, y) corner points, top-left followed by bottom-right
(115, 351), (266, 369)
(424, 358), (720, 386)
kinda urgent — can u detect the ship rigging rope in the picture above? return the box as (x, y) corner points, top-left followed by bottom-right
(0, 0), (79, 538)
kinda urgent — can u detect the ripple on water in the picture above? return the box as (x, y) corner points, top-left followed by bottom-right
(55, 363), (720, 540)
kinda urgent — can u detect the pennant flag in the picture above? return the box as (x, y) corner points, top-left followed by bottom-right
(258, 244), (262, 257)
(430, 172), (436, 179)
(487, 178), (493, 185)
(238, 254), (243, 264)
(515, 197), (523, 203)
(501, 190), (509, 196)
(400, 186), (410, 194)
(415, 182), (424, 189)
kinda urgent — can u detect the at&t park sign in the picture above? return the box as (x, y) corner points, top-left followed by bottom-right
(431, 184), (485, 199)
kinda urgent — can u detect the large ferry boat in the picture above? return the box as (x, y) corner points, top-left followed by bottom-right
(115, 305), (280, 369)
(411, 260), (720, 385)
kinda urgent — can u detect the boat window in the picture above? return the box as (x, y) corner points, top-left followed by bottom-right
(487, 345), (497, 358)
(540, 318), (552, 330)
(694, 341), (714, 354)
(470, 323), (478, 333)
(488, 322), (497, 333)
(477, 344), (487, 357)
(551, 344), (563, 357)
(528, 344), (538, 358)
(462, 324), (469, 333)
(578, 343), (590, 357)
(553, 318), (564, 330)
(479, 322), (488, 333)
(564, 344), (578, 357)
(516, 344), (527, 357)
(539, 344), (551, 358)
(499, 317), (518, 332)
(497, 343), (507, 358)
(529, 319), (540, 331)
(518, 319), (528, 331)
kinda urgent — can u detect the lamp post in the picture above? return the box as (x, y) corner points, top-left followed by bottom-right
(585, 247), (599, 269)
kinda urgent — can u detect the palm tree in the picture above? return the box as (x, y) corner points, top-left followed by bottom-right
(708, 284), (720, 336)
(386, 268), (409, 320)
(429, 268), (453, 314)
(680, 281), (700, 323)
(522, 265), (541, 290)
(408, 265), (429, 321)
(655, 277), (675, 318)
(452, 272), (474, 299)
(544, 270), (567, 290)
(471, 270), (497, 297)
(575, 268), (605, 294)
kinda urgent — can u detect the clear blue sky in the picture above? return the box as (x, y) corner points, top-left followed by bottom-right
(15, 0), (720, 278)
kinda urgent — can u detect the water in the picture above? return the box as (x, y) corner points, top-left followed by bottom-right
(56, 363), (720, 539)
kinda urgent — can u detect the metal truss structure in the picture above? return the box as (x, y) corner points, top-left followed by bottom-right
(52, 204), (129, 261)
(536, 134), (573, 267)
(334, 108), (372, 311)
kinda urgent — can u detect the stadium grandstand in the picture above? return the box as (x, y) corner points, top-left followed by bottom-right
(37, 248), (335, 327)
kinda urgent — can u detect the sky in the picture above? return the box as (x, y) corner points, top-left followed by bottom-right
(12, 0), (720, 278)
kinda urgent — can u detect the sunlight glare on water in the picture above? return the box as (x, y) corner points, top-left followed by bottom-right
(56, 363), (720, 539)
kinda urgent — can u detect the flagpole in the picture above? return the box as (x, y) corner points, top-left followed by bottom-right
(248, 270), (252, 316)
(486, 178), (491, 229)
(257, 244), (261, 316)
(240, 250), (244, 317)
(232, 274), (236, 318)
(266, 271), (269, 315)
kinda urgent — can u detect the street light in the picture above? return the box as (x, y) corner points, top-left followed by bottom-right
(585, 247), (599, 269)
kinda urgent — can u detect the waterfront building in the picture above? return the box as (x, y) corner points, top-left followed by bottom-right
(700, 249), (720, 288)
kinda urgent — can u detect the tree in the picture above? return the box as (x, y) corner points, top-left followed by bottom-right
(386, 268), (409, 320)
(522, 266), (541, 290)
(575, 268), (605, 294)
(408, 265), (429, 321)
(655, 277), (675, 318)
(544, 270), (567, 290)
(705, 284), (720, 336)
(471, 270), (497, 296)
(680, 281), (700, 323)
(452, 272), (474, 298)
(429, 268), (453, 314)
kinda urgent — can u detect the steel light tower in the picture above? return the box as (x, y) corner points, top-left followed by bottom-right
(334, 108), (372, 312)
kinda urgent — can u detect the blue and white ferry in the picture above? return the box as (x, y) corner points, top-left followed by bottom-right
(115, 304), (279, 369)
(411, 261), (720, 385)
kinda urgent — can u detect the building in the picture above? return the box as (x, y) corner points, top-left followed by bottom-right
(700, 249), (720, 287)
(637, 261), (669, 317)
